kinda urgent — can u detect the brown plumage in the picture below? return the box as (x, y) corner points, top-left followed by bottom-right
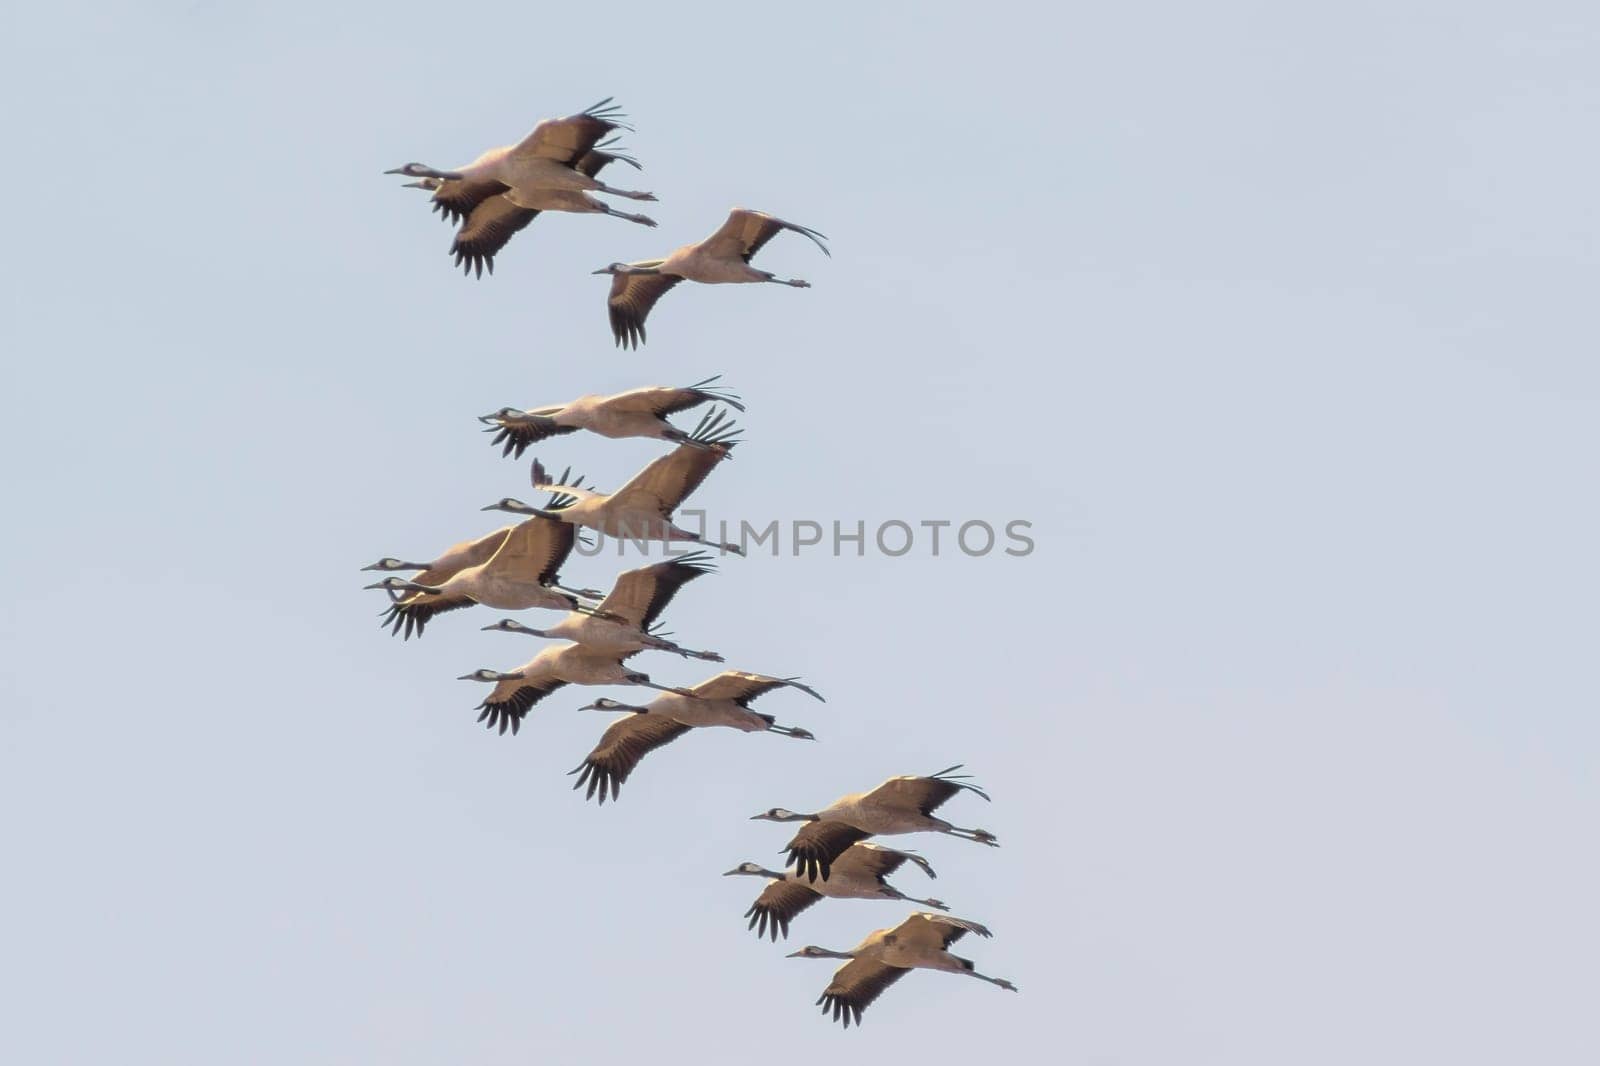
(367, 472), (592, 639)
(432, 141), (643, 277)
(783, 822), (875, 882)
(365, 530), (508, 640)
(481, 376), (742, 460)
(390, 101), (650, 276)
(564, 671), (818, 804)
(499, 420), (742, 554)
(596, 208), (829, 349)
(478, 676), (568, 735)
(444, 195), (538, 278)
(379, 588), (477, 641)
(591, 552), (710, 632)
(568, 714), (693, 805)
(746, 880), (824, 940)
(512, 107), (628, 166)
(755, 766), (997, 883)
(461, 644), (672, 738)
(816, 958), (911, 1028)
(696, 208), (828, 265)
(362, 527), (512, 584)
(736, 844), (942, 941)
(370, 516), (581, 639)
(792, 913), (1016, 1028)
(606, 270), (683, 349)
(685, 671), (822, 707)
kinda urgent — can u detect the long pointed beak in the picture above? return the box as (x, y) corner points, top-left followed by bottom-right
(748, 813), (767, 821)
(721, 868), (743, 877)
(359, 562), (383, 572)
(362, 580), (392, 590)
(591, 267), (610, 275)
(784, 950), (808, 958)
(383, 167), (407, 175)
(478, 412), (505, 424)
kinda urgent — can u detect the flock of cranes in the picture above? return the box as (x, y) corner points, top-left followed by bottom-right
(385, 98), (830, 347)
(376, 99), (1015, 1028)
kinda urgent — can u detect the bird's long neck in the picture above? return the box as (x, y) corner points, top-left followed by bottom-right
(812, 948), (856, 961)
(492, 503), (561, 519)
(416, 164), (464, 181)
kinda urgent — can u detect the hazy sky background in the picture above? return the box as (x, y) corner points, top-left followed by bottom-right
(3, 3), (1597, 1063)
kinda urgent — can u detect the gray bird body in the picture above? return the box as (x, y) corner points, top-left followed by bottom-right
(789, 913), (1017, 1028)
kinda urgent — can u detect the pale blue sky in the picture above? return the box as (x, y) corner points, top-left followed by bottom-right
(2, 3), (1597, 1063)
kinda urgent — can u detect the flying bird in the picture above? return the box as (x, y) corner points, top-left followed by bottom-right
(593, 208), (829, 348)
(481, 415), (744, 555)
(360, 473), (593, 579)
(725, 843), (946, 941)
(401, 135), (655, 277)
(481, 551), (723, 661)
(752, 766), (998, 882)
(386, 100), (657, 276)
(364, 515), (589, 639)
(568, 672), (822, 804)
(788, 912), (1017, 1028)
(362, 526), (515, 585)
(457, 644), (684, 736)
(479, 376), (744, 460)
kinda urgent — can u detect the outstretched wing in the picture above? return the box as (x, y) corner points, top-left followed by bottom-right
(592, 552), (715, 630)
(479, 516), (578, 588)
(687, 671), (823, 706)
(607, 441), (732, 518)
(887, 911), (992, 951)
(434, 128), (643, 279)
(475, 675), (568, 736)
(449, 196), (540, 278)
(784, 820), (873, 883)
(408, 527), (512, 586)
(485, 412), (580, 459)
(830, 842), (935, 883)
(568, 714), (692, 805)
(379, 589), (474, 640)
(743, 880), (821, 941)
(574, 136), (642, 179)
(816, 958), (909, 1029)
(427, 176), (510, 228)
(598, 376), (745, 418)
(607, 270), (682, 350)
(511, 98), (630, 164)
(865, 765), (991, 816)
(698, 208), (830, 264)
